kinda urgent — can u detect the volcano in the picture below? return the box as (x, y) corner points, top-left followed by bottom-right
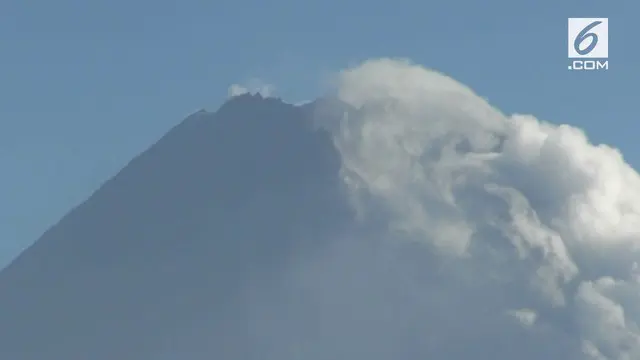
(0, 94), (354, 359)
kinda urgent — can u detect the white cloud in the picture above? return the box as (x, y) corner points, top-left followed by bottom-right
(219, 58), (640, 360)
(228, 78), (275, 98)
(508, 308), (538, 328)
(302, 57), (640, 359)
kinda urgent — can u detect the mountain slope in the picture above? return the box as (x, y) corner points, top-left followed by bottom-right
(0, 94), (353, 359)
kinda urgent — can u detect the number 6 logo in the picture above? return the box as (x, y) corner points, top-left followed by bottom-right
(568, 18), (608, 59)
(574, 21), (602, 56)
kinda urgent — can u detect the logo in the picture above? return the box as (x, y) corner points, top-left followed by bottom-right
(568, 18), (608, 70)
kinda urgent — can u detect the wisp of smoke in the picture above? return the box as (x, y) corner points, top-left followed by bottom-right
(228, 79), (276, 98)
(243, 58), (640, 360)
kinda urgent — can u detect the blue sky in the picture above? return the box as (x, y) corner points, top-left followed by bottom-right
(0, 0), (637, 268)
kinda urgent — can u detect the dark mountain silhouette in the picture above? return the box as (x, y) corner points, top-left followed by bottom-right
(0, 94), (354, 359)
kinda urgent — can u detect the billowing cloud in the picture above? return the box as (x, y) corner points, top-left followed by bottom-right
(228, 78), (275, 97)
(220, 58), (640, 360)
(304, 58), (640, 359)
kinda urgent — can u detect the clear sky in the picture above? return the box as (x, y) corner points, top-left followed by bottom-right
(0, 0), (637, 268)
